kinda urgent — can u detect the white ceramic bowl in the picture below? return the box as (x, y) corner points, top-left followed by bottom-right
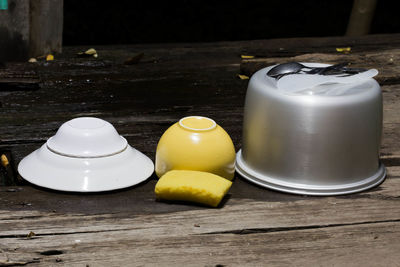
(46, 117), (128, 157)
(18, 117), (154, 192)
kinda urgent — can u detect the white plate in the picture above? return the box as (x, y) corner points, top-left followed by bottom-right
(18, 117), (154, 192)
(18, 144), (154, 192)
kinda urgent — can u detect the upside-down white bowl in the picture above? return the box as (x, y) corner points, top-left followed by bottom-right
(18, 117), (154, 192)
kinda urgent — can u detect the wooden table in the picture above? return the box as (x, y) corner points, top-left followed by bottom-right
(1, 34), (400, 266)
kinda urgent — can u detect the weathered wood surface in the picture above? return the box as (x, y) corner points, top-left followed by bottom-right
(0, 34), (400, 266)
(240, 49), (400, 84)
(29, 0), (63, 57)
(346, 0), (377, 36)
(0, 68), (40, 91)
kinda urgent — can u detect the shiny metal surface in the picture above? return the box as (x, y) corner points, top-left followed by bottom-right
(267, 62), (353, 79)
(236, 64), (386, 195)
(267, 62), (306, 78)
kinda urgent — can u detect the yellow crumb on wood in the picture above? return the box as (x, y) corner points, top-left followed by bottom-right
(241, 55), (255, 59)
(77, 48), (98, 58)
(84, 48), (97, 55)
(237, 74), (249, 80)
(336, 47), (351, 53)
(1, 154), (9, 167)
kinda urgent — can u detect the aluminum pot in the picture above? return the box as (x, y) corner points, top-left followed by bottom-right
(236, 63), (386, 195)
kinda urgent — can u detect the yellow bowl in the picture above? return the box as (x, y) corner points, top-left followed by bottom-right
(155, 116), (236, 180)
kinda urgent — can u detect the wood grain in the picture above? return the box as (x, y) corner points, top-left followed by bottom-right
(29, 0), (63, 56)
(0, 173), (400, 266)
(240, 49), (400, 84)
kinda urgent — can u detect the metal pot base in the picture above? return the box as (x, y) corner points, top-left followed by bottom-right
(236, 150), (386, 196)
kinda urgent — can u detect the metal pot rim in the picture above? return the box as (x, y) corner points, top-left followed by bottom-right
(236, 150), (386, 196)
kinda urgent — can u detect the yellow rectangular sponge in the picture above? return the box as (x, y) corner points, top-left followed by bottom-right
(155, 170), (233, 207)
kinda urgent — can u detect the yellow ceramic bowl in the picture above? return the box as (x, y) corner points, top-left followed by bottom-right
(155, 116), (236, 180)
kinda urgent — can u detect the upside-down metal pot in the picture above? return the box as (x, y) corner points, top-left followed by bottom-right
(236, 63), (386, 195)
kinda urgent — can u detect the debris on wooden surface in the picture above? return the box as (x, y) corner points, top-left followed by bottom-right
(26, 231), (36, 238)
(0, 35), (399, 266)
(237, 74), (249, 80)
(0, 153), (15, 186)
(388, 56), (394, 64)
(1, 154), (9, 167)
(124, 52), (144, 65)
(336, 47), (351, 53)
(77, 48), (98, 58)
(28, 58), (38, 63)
(241, 55), (255, 59)
(239, 49), (400, 81)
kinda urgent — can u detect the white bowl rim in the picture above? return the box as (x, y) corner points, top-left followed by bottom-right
(178, 116), (217, 132)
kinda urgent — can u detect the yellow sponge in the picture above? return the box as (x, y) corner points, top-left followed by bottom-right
(155, 170), (232, 207)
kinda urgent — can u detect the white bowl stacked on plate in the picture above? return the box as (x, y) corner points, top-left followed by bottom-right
(18, 117), (154, 192)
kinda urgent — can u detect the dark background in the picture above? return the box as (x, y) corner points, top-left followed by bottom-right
(63, 0), (400, 45)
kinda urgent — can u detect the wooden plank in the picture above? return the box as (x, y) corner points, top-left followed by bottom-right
(0, 0), (30, 61)
(239, 49), (400, 83)
(346, 0), (377, 36)
(29, 0), (63, 56)
(1, 221), (399, 266)
(235, 33), (400, 60)
(0, 163), (398, 217)
(0, 36), (399, 265)
(0, 0), (63, 61)
(0, 40), (399, 185)
(0, 174), (400, 265)
(0, 68), (40, 91)
(0, 165), (399, 232)
(0, 57), (398, 142)
(0, 41), (398, 198)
